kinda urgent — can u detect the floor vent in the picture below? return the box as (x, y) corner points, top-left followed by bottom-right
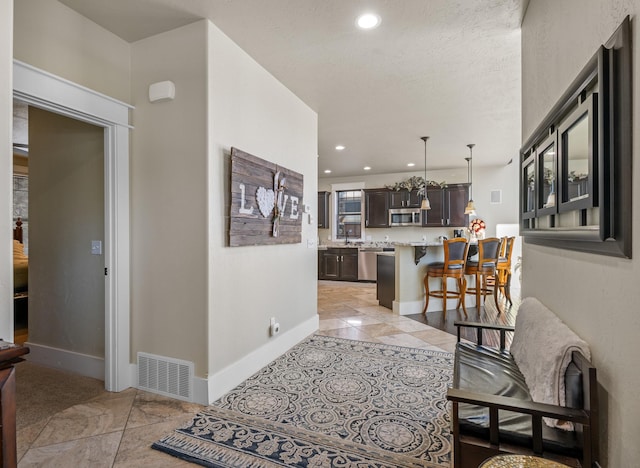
(137, 352), (193, 402)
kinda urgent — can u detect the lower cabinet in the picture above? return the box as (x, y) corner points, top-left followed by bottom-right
(318, 249), (358, 281)
(376, 254), (395, 309)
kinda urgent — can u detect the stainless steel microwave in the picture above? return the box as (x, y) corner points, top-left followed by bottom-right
(388, 208), (422, 227)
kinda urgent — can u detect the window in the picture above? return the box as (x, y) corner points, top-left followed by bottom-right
(335, 190), (362, 240)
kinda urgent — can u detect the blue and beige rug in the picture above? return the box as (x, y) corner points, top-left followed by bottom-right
(152, 335), (453, 467)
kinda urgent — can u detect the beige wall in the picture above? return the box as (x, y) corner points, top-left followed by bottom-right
(28, 108), (105, 357)
(522, 1), (639, 466)
(130, 22), (208, 376)
(318, 163), (519, 243)
(14, 0), (131, 103)
(0, 1), (13, 339)
(207, 21), (318, 375)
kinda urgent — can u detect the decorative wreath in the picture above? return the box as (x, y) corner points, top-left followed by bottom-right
(469, 218), (486, 234)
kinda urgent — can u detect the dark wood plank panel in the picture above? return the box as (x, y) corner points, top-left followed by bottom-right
(229, 147), (304, 246)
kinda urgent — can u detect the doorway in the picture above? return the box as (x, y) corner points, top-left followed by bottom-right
(14, 106), (106, 363)
(12, 60), (132, 392)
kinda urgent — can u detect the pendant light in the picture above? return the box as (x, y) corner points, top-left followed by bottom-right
(464, 144), (477, 215)
(420, 136), (431, 210)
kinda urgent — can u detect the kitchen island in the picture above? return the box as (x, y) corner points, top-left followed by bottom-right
(380, 242), (477, 315)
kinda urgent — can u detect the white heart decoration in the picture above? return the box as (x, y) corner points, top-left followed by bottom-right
(256, 186), (275, 218)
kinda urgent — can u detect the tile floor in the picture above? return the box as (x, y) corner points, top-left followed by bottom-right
(16, 280), (458, 467)
(317, 280), (459, 353)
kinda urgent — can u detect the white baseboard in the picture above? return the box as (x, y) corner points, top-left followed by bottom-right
(393, 296), (477, 315)
(206, 315), (319, 404)
(24, 342), (104, 380)
(393, 299), (423, 315)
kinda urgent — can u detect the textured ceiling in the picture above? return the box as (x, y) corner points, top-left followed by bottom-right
(58, 0), (526, 178)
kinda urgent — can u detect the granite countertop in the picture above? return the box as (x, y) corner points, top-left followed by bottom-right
(393, 241), (443, 247)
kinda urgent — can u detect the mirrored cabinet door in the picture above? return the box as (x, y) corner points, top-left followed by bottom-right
(537, 136), (557, 215)
(559, 93), (597, 212)
(522, 154), (536, 219)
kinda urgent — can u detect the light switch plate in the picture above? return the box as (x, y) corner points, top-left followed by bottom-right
(91, 240), (102, 255)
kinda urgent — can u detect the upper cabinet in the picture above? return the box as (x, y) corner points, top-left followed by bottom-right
(423, 184), (469, 227)
(519, 17), (632, 258)
(364, 189), (390, 228)
(389, 189), (422, 209)
(317, 191), (330, 228)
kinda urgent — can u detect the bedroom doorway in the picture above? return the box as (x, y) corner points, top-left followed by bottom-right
(12, 60), (132, 392)
(18, 107), (106, 364)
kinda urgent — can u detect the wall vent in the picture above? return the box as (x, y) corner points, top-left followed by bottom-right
(490, 190), (502, 204)
(137, 352), (193, 401)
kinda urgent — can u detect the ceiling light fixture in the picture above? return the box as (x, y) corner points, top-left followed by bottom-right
(324, 169), (332, 174)
(420, 136), (431, 211)
(407, 163), (415, 167)
(356, 13), (381, 30)
(335, 145), (345, 151)
(363, 166), (371, 171)
(464, 144), (477, 216)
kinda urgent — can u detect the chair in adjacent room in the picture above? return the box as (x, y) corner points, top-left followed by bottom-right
(423, 238), (470, 319)
(495, 236), (515, 306)
(462, 237), (502, 313)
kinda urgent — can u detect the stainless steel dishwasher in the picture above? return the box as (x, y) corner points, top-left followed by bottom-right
(358, 247), (383, 281)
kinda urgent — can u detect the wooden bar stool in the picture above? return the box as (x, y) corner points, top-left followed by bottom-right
(462, 237), (501, 313)
(496, 236), (515, 305)
(423, 238), (470, 319)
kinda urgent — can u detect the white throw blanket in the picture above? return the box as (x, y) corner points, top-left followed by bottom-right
(510, 297), (590, 430)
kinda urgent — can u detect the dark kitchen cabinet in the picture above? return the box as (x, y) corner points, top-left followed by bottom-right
(422, 187), (445, 227)
(318, 249), (358, 281)
(318, 191), (330, 228)
(389, 189), (422, 208)
(445, 184), (470, 227)
(364, 189), (389, 228)
(422, 184), (469, 227)
(376, 254), (395, 309)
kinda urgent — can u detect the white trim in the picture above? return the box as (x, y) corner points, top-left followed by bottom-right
(206, 315), (319, 403)
(393, 297), (477, 316)
(13, 60), (132, 126)
(192, 377), (209, 405)
(13, 60), (132, 392)
(330, 182), (365, 191)
(25, 342), (105, 380)
(392, 299), (424, 316)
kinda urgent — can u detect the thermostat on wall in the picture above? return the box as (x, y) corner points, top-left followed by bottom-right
(149, 81), (175, 103)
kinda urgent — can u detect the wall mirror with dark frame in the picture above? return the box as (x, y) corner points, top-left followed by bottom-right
(519, 16), (632, 258)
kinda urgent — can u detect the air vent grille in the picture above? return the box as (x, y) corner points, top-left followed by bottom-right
(137, 352), (193, 401)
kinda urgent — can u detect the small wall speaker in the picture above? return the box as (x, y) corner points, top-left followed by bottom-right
(490, 190), (502, 204)
(149, 81), (175, 103)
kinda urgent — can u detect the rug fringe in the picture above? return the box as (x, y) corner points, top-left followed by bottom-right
(154, 432), (282, 467)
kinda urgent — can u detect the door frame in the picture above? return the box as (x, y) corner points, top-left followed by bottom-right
(13, 60), (132, 392)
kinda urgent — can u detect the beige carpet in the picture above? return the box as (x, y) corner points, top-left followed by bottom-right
(14, 361), (105, 430)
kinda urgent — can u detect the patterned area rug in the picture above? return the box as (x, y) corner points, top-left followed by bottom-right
(153, 335), (453, 467)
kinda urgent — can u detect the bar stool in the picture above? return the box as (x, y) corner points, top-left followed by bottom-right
(423, 238), (470, 319)
(496, 236), (515, 305)
(462, 237), (501, 313)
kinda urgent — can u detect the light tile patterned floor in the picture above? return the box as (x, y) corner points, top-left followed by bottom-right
(317, 280), (458, 353)
(16, 280), (455, 467)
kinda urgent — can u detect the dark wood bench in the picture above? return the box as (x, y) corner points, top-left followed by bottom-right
(446, 300), (599, 468)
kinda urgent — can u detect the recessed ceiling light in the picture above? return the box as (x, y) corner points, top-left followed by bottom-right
(363, 166), (371, 171)
(407, 163), (415, 167)
(356, 13), (381, 30)
(335, 145), (345, 151)
(324, 169), (332, 174)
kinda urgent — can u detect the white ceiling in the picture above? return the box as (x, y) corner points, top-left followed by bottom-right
(58, 0), (526, 178)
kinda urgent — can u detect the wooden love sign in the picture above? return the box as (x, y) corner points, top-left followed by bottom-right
(229, 147), (304, 246)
